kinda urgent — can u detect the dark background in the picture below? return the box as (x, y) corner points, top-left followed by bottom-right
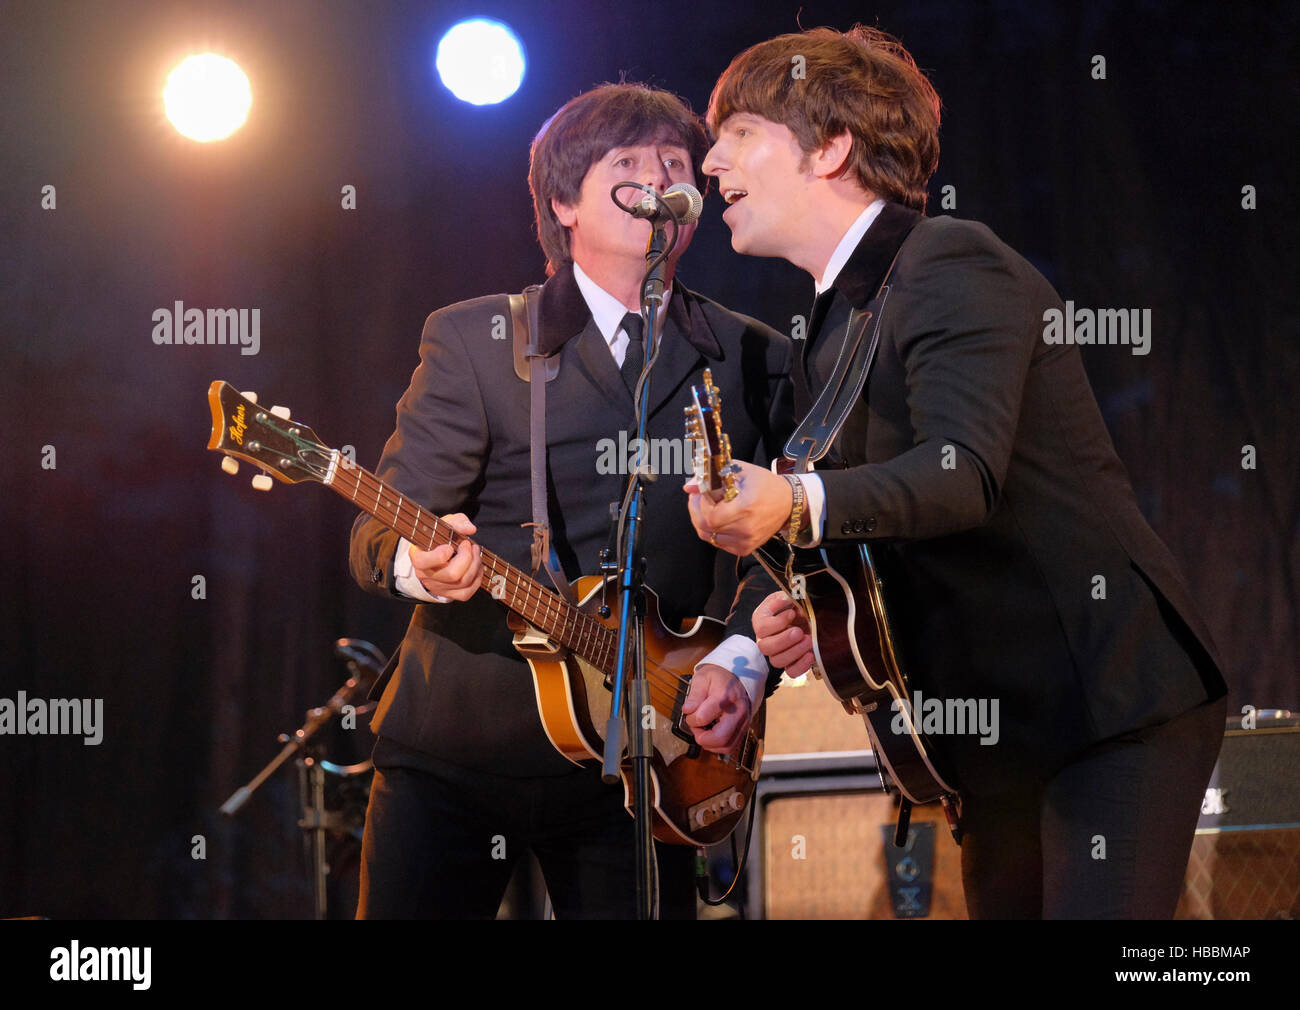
(1, 0), (1295, 919)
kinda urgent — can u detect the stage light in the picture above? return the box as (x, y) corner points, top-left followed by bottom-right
(435, 18), (526, 106)
(163, 53), (251, 142)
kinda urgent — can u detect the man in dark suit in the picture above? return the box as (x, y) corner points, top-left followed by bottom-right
(687, 27), (1228, 917)
(349, 83), (791, 918)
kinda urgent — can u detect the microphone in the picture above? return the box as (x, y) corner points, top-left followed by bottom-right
(625, 182), (703, 224)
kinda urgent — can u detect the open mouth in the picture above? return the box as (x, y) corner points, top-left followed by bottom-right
(722, 188), (748, 205)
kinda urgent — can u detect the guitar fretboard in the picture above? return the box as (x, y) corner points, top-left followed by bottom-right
(329, 461), (618, 673)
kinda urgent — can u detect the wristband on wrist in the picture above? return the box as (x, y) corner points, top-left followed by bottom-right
(780, 474), (806, 543)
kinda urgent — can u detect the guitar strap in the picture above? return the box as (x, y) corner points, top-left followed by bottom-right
(509, 286), (577, 605)
(784, 219), (919, 472)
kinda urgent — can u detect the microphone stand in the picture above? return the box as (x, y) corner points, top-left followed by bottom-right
(600, 195), (680, 920)
(218, 638), (384, 919)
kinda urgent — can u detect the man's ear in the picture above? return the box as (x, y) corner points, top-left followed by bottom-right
(810, 130), (853, 180)
(552, 196), (577, 228)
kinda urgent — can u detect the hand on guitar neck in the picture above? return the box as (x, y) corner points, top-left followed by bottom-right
(685, 457), (803, 556)
(683, 365), (799, 555)
(407, 512), (483, 600)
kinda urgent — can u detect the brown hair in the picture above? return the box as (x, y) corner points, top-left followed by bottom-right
(707, 26), (940, 211)
(529, 83), (710, 275)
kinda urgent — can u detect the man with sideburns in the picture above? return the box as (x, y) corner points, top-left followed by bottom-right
(688, 27), (1227, 918)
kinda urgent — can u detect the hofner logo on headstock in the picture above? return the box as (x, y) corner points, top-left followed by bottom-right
(229, 402), (248, 445)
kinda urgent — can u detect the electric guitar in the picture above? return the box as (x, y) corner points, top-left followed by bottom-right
(686, 372), (960, 825)
(207, 379), (763, 845)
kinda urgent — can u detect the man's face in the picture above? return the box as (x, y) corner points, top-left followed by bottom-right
(553, 139), (698, 275)
(703, 113), (812, 259)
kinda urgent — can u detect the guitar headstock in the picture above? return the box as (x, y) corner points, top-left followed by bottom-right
(684, 368), (740, 502)
(206, 380), (335, 490)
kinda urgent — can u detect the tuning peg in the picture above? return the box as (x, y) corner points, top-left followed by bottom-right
(220, 456), (239, 475)
(270, 405), (290, 419)
(242, 391), (258, 403)
(251, 473), (274, 491)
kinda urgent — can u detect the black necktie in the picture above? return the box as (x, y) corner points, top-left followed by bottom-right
(619, 311), (644, 394)
(808, 287), (836, 344)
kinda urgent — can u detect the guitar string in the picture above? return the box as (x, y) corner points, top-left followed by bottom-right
(336, 466), (729, 720)
(344, 472), (758, 746)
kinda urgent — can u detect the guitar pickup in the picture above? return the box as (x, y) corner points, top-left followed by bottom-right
(670, 676), (702, 758)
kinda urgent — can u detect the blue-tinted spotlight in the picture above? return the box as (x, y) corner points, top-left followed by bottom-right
(435, 18), (526, 106)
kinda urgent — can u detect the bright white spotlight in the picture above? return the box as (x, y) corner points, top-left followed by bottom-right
(435, 18), (526, 106)
(164, 53), (251, 142)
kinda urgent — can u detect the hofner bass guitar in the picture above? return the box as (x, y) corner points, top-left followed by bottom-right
(686, 371), (961, 835)
(206, 379), (763, 845)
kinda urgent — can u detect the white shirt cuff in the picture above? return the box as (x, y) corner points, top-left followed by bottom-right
(695, 634), (769, 714)
(798, 472), (826, 547)
(393, 536), (450, 603)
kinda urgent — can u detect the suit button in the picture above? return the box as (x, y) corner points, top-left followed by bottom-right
(841, 520), (853, 535)
(865, 516), (877, 533)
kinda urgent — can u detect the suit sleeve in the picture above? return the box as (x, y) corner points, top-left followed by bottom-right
(819, 223), (1037, 542)
(349, 306), (491, 598)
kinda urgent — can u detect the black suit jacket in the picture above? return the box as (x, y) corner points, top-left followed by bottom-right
(350, 264), (792, 775)
(800, 203), (1227, 793)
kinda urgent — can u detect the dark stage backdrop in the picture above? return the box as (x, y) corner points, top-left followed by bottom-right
(1, 0), (1295, 919)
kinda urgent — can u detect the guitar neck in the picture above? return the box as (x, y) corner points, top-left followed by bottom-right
(327, 459), (616, 672)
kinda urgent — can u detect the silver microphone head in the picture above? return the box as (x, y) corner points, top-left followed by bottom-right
(664, 182), (703, 224)
(631, 182), (704, 224)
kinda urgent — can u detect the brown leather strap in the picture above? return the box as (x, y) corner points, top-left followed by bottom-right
(511, 290), (559, 383)
(514, 285), (574, 604)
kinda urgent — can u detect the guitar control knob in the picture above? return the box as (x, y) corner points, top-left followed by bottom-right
(251, 473), (274, 491)
(270, 405), (291, 419)
(220, 457), (239, 475)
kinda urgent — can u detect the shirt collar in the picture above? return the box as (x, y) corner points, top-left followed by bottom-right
(572, 260), (672, 346)
(815, 198), (886, 295)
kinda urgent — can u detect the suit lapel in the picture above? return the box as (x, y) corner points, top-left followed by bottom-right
(536, 265), (734, 418)
(833, 202), (923, 310)
(643, 294), (701, 417)
(571, 317), (630, 410)
(533, 264), (624, 409)
(800, 202), (922, 380)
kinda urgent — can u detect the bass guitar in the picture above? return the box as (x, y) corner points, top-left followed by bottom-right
(207, 379), (763, 845)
